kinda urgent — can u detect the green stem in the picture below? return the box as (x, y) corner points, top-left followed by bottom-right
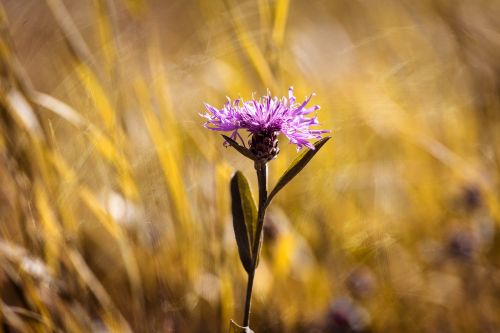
(242, 162), (268, 328)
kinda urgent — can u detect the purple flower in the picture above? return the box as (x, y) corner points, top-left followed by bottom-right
(201, 87), (329, 152)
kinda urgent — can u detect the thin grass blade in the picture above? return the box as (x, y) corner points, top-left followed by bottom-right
(228, 320), (254, 333)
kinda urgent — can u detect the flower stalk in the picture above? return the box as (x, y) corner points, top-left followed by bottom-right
(243, 161), (268, 327)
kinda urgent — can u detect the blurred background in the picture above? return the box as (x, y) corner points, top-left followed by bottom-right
(1, 0), (500, 332)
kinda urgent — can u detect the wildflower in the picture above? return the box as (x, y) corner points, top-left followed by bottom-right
(201, 88), (331, 330)
(461, 185), (482, 212)
(326, 297), (371, 333)
(346, 266), (377, 299)
(447, 229), (477, 260)
(201, 87), (329, 162)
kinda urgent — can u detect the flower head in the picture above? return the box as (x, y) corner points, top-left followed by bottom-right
(201, 87), (329, 157)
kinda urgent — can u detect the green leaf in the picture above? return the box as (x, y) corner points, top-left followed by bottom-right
(266, 137), (331, 207)
(228, 320), (254, 333)
(230, 171), (258, 273)
(222, 135), (256, 160)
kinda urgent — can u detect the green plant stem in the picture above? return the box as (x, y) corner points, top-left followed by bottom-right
(242, 162), (268, 328)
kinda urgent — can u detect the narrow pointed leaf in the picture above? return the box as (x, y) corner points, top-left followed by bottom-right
(222, 135), (256, 160)
(228, 320), (254, 333)
(266, 137), (331, 207)
(230, 171), (258, 273)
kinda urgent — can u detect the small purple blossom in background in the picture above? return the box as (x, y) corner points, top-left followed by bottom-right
(201, 87), (329, 151)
